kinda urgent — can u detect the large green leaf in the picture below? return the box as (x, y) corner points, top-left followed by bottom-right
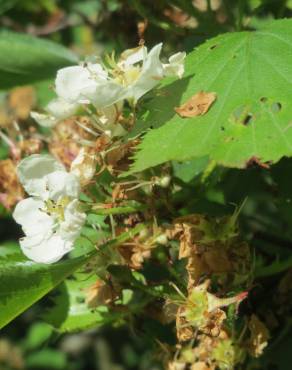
(0, 30), (77, 89)
(0, 248), (91, 329)
(129, 19), (292, 174)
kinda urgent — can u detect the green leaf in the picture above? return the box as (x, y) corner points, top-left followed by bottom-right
(0, 252), (92, 329)
(129, 19), (292, 174)
(26, 349), (67, 370)
(24, 322), (53, 350)
(0, 30), (77, 89)
(172, 156), (209, 183)
(43, 276), (105, 332)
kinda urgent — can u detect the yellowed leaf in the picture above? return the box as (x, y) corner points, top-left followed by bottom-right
(175, 91), (217, 118)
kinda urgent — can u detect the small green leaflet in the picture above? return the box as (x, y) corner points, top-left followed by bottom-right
(128, 19), (292, 174)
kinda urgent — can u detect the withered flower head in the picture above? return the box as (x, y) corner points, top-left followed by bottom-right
(0, 159), (24, 209)
(49, 116), (96, 168)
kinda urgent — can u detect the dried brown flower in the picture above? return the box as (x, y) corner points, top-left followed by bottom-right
(0, 159), (24, 209)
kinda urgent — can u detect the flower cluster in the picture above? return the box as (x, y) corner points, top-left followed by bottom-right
(31, 43), (185, 137)
(13, 43), (186, 264)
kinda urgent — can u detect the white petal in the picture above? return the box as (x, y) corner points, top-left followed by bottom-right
(20, 233), (73, 264)
(13, 197), (53, 237)
(46, 98), (79, 120)
(129, 43), (164, 102)
(46, 171), (80, 200)
(119, 45), (146, 68)
(60, 199), (86, 241)
(55, 64), (107, 104)
(70, 148), (96, 185)
(163, 51), (186, 78)
(88, 81), (127, 108)
(169, 52), (186, 64)
(17, 154), (65, 197)
(30, 111), (57, 128)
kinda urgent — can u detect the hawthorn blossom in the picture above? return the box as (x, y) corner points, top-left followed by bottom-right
(55, 43), (186, 108)
(13, 154), (86, 264)
(30, 43), (186, 135)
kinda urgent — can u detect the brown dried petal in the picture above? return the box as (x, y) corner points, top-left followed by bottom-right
(9, 86), (36, 121)
(49, 117), (94, 168)
(0, 159), (24, 209)
(191, 362), (212, 370)
(86, 280), (117, 308)
(175, 92), (216, 118)
(176, 306), (195, 342)
(247, 315), (270, 358)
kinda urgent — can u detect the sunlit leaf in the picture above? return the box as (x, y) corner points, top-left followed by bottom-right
(129, 19), (292, 173)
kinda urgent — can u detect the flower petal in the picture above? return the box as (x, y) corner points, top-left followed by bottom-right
(129, 43), (164, 102)
(46, 171), (80, 200)
(55, 64), (107, 104)
(20, 233), (74, 264)
(119, 45), (146, 68)
(163, 51), (186, 78)
(13, 197), (54, 237)
(60, 199), (86, 241)
(46, 98), (79, 120)
(30, 111), (57, 128)
(70, 147), (96, 185)
(88, 81), (127, 108)
(17, 154), (65, 197)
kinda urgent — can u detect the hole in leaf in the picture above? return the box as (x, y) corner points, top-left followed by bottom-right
(232, 105), (255, 125)
(260, 97), (268, 103)
(271, 102), (282, 113)
(243, 113), (253, 125)
(209, 44), (218, 50)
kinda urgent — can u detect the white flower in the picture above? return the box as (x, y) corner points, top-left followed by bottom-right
(163, 52), (186, 79)
(13, 154), (86, 264)
(54, 44), (186, 109)
(122, 43), (164, 102)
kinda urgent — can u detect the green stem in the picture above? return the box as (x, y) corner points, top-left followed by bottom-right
(99, 223), (146, 251)
(91, 202), (146, 215)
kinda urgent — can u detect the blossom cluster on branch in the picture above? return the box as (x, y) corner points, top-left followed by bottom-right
(6, 43), (269, 370)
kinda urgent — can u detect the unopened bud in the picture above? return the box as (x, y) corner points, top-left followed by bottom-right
(155, 234), (168, 245)
(154, 175), (171, 188)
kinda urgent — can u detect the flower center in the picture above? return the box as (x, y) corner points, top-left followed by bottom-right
(112, 66), (141, 86)
(44, 196), (71, 223)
